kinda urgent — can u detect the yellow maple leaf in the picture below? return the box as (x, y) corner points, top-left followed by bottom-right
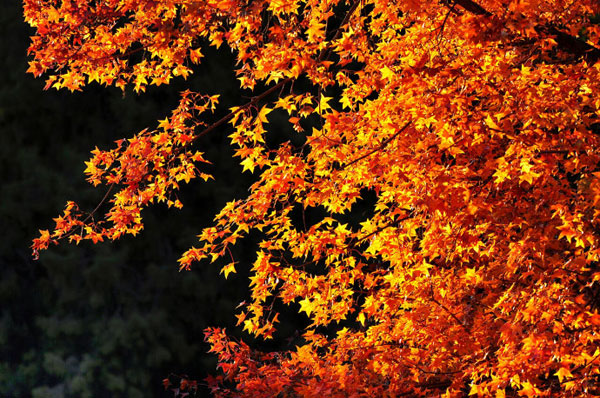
(257, 105), (272, 124)
(381, 65), (395, 81)
(240, 157), (256, 173)
(485, 114), (501, 131)
(519, 381), (540, 397)
(554, 367), (573, 383)
(357, 312), (366, 326)
(319, 94), (332, 112)
(220, 262), (237, 279)
(299, 298), (315, 316)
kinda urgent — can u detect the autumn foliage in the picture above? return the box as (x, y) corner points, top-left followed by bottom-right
(25, 0), (600, 396)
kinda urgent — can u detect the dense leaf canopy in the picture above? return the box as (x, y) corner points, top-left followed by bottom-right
(27, 0), (600, 396)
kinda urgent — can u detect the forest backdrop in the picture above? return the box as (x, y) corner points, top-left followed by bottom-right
(0, 1), (259, 397)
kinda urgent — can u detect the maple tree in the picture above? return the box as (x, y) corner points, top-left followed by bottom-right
(25, 0), (600, 395)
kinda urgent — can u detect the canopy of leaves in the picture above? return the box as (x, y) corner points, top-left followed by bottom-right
(26, 0), (600, 396)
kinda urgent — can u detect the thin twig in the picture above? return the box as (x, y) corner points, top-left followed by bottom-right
(318, 0), (362, 62)
(429, 283), (471, 334)
(342, 120), (412, 170)
(81, 183), (115, 225)
(196, 78), (292, 139)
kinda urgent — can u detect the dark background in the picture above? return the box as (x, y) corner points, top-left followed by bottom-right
(0, 2), (281, 397)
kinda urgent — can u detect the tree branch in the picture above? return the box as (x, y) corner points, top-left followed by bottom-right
(342, 120), (412, 170)
(197, 0), (361, 140)
(452, 0), (490, 16)
(452, 0), (600, 64)
(196, 78), (292, 139)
